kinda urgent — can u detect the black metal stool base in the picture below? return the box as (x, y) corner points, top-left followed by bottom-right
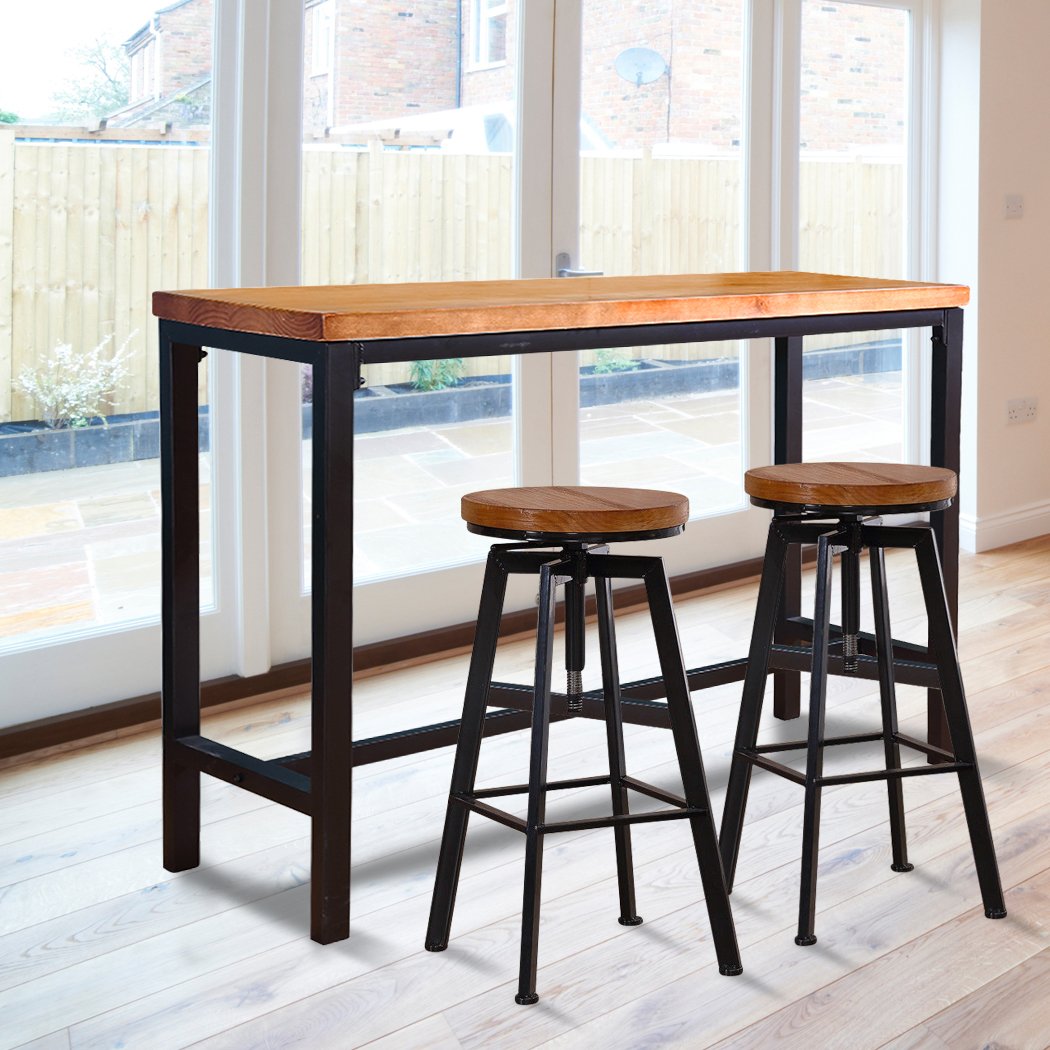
(427, 539), (742, 1005)
(720, 513), (1007, 947)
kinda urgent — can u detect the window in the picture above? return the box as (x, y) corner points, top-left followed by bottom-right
(129, 39), (157, 103)
(311, 0), (333, 77)
(472, 0), (508, 67)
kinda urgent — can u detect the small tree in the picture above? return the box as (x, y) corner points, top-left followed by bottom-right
(17, 333), (135, 429)
(48, 38), (130, 124)
(0, 110), (17, 124)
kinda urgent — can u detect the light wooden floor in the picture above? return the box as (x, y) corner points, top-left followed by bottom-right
(2, 535), (1049, 1050)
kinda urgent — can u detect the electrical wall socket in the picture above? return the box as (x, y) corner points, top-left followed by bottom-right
(1007, 397), (1038, 424)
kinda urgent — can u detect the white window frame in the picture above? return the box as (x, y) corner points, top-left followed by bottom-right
(471, 0), (510, 69)
(0, 0), (938, 726)
(310, 0), (333, 77)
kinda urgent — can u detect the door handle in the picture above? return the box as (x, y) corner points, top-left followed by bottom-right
(555, 252), (604, 278)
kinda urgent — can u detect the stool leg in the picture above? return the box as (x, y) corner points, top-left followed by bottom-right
(797, 534), (835, 946)
(517, 562), (559, 1005)
(721, 520), (790, 890)
(913, 530), (1007, 920)
(869, 546), (913, 873)
(594, 575), (642, 926)
(644, 560), (742, 976)
(426, 550), (509, 952)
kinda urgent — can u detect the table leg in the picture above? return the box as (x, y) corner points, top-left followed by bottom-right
(309, 345), (360, 943)
(773, 335), (803, 721)
(928, 310), (962, 755)
(160, 332), (202, 871)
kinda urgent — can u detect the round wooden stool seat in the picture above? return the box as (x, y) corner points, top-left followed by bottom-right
(745, 462), (957, 513)
(462, 485), (689, 540)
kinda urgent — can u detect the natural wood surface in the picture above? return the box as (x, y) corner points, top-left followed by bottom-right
(151, 271), (969, 342)
(461, 485), (689, 536)
(745, 462), (957, 509)
(0, 535), (1047, 1050)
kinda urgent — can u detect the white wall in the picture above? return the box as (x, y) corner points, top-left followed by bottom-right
(944, 0), (1050, 551)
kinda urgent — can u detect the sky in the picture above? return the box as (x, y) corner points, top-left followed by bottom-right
(0, 0), (157, 119)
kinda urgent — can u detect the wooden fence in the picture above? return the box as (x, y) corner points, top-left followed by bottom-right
(0, 130), (903, 423)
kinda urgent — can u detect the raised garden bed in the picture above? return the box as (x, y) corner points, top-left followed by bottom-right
(1, 339), (899, 475)
(0, 409), (210, 478)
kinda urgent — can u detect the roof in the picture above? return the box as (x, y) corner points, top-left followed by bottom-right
(123, 0), (201, 48)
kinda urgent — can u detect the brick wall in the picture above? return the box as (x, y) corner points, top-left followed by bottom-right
(155, 0), (214, 99)
(800, 2), (908, 152)
(125, 0), (908, 153)
(457, 0), (905, 154)
(329, 0), (460, 127)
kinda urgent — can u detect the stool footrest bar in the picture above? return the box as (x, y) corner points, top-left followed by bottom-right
(894, 732), (957, 763)
(472, 774), (612, 799)
(738, 750), (807, 785)
(752, 731), (884, 755)
(818, 763), (971, 786)
(621, 775), (688, 808)
(540, 808), (704, 834)
(452, 795), (529, 833)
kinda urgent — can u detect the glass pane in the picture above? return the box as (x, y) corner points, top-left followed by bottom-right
(0, 2), (214, 650)
(577, 0), (746, 515)
(301, 1), (517, 585)
(799, 1), (909, 463)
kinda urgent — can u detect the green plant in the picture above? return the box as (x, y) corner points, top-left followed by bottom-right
(410, 358), (464, 392)
(17, 332), (135, 428)
(0, 109), (17, 124)
(591, 348), (640, 374)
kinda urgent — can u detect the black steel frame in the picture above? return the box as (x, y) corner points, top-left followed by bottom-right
(159, 304), (963, 944)
(424, 540), (742, 1005)
(718, 512), (1006, 946)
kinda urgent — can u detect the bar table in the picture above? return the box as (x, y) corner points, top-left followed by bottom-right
(153, 271), (968, 944)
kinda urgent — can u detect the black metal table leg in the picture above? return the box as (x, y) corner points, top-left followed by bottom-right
(773, 335), (804, 721)
(928, 310), (962, 757)
(160, 330), (203, 873)
(309, 345), (359, 944)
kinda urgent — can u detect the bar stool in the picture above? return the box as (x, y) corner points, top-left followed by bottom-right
(425, 486), (742, 1005)
(719, 463), (1007, 946)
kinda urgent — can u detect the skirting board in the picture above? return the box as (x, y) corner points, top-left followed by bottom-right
(960, 499), (1050, 553)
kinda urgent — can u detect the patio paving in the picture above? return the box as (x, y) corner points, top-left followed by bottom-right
(0, 374), (902, 649)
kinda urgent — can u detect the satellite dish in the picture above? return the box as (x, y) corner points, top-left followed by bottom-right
(614, 47), (668, 87)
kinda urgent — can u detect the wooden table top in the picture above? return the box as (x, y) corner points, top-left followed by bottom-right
(152, 271), (969, 343)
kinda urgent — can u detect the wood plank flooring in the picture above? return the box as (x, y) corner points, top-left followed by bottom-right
(1, 535), (1049, 1049)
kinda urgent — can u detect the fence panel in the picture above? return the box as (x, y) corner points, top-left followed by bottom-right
(0, 129), (14, 424)
(1, 142), (904, 422)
